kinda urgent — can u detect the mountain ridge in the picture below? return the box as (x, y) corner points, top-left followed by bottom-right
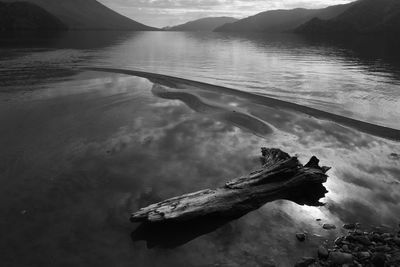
(296, 0), (400, 34)
(1, 0), (157, 30)
(165, 17), (238, 32)
(214, 3), (353, 33)
(0, 1), (68, 31)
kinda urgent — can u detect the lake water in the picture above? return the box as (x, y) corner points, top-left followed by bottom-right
(0, 31), (399, 267)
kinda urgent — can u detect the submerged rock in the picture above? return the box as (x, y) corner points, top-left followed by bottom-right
(350, 235), (372, 246)
(357, 251), (371, 260)
(334, 236), (344, 246)
(343, 223), (357, 230)
(322, 223), (336, 230)
(296, 233), (306, 242)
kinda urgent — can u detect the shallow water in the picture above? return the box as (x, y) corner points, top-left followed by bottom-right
(0, 32), (399, 267)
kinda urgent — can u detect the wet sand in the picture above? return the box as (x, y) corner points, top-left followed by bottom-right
(87, 67), (400, 142)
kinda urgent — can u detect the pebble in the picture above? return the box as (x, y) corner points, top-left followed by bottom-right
(334, 236), (344, 246)
(382, 233), (391, 239)
(294, 257), (316, 267)
(354, 229), (363, 235)
(343, 223), (357, 230)
(295, 225), (400, 266)
(353, 236), (372, 246)
(296, 233), (306, 242)
(357, 251), (371, 260)
(372, 233), (384, 243)
(329, 252), (353, 265)
(323, 223), (336, 230)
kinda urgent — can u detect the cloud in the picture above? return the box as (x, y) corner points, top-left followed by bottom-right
(98, 0), (355, 27)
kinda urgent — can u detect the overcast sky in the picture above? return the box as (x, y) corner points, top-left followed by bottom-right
(98, 0), (354, 28)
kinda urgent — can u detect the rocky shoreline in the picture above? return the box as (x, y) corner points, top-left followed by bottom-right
(295, 223), (400, 267)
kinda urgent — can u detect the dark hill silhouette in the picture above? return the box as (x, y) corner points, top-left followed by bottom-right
(2, 0), (157, 30)
(166, 17), (238, 32)
(296, 0), (400, 34)
(214, 3), (352, 33)
(0, 1), (67, 31)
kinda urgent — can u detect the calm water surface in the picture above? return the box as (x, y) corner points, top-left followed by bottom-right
(0, 32), (399, 267)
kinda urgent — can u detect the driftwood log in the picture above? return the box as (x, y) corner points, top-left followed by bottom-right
(131, 148), (330, 224)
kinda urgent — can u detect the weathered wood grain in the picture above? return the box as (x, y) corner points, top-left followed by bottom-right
(130, 148), (330, 223)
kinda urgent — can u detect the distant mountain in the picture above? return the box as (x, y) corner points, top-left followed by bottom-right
(166, 17), (238, 32)
(214, 4), (352, 33)
(0, 2), (67, 31)
(296, 0), (400, 34)
(2, 0), (157, 30)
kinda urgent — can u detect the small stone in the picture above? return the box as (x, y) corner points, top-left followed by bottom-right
(296, 233), (306, 242)
(354, 229), (363, 235)
(318, 245), (329, 259)
(323, 223), (336, 230)
(294, 257), (316, 267)
(343, 223), (357, 230)
(329, 252), (353, 265)
(354, 236), (372, 246)
(371, 252), (386, 267)
(372, 233), (384, 243)
(381, 233), (391, 239)
(334, 237), (344, 246)
(357, 251), (371, 260)
(342, 245), (349, 251)
(20, 210), (27, 215)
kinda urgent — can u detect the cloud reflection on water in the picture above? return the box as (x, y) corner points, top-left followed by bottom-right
(1, 73), (399, 266)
